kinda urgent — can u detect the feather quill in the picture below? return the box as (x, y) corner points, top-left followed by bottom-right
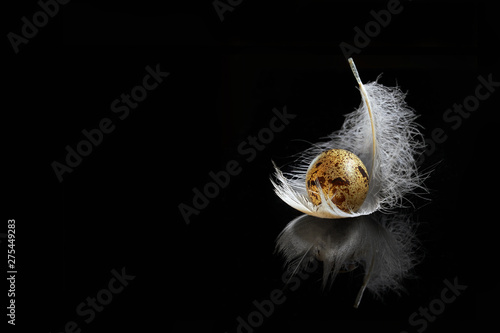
(271, 58), (426, 218)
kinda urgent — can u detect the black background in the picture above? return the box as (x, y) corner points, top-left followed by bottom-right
(4, 0), (494, 332)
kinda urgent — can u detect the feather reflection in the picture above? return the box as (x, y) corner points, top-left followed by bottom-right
(276, 213), (418, 307)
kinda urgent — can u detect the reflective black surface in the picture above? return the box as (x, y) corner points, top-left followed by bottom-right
(5, 1), (492, 332)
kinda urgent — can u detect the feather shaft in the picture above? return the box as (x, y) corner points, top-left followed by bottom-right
(348, 57), (377, 176)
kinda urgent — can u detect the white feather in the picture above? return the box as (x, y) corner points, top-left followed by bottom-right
(271, 58), (426, 218)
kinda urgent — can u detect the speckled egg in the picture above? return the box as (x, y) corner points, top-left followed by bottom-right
(305, 149), (369, 213)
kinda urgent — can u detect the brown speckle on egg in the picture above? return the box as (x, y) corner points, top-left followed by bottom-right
(305, 149), (369, 213)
